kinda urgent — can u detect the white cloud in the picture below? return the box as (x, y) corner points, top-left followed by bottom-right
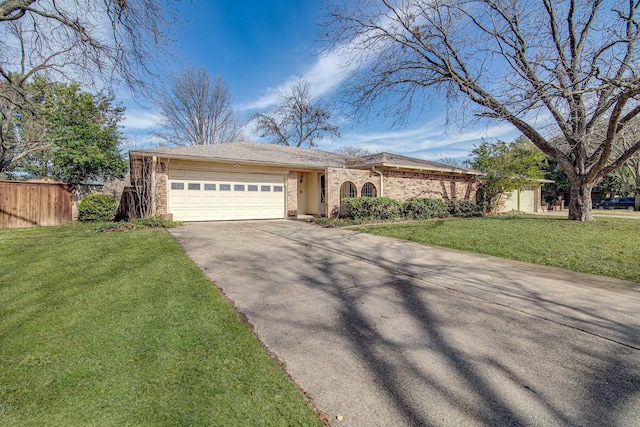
(240, 10), (395, 112)
(123, 109), (160, 131)
(238, 49), (351, 111)
(317, 119), (520, 160)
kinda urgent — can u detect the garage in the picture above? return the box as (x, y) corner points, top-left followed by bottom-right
(168, 167), (285, 221)
(503, 187), (537, 213)
(519, 187), (536, 212)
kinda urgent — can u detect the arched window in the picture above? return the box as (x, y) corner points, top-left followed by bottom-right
(339, 181), (357, 200)
(361, 182), (377, 197)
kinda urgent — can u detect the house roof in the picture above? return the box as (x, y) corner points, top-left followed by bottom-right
(130, 141), (348, 169)
(346, 152), (483, 175)
(130, 141), (483, 176)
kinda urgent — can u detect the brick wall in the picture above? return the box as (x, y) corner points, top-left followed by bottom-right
(287, 171), (298, 217)
(326, 168), (381, 217)
(325, 167), (479, 217)
(155, 161), (168, 214)
(383, 170), (478, 202)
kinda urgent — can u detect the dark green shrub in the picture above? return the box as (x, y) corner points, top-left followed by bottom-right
(448, 200), (482, 218)
(423, 199), (451, 218)
(402, 198), (450, 219)
(78, 193), (117, 222)
(402, 197), (449, 219)
(370, 197), (403, 220)
(340, 197), (403, 220)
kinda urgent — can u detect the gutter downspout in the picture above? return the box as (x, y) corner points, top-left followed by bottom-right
(372, 166), (384, 197)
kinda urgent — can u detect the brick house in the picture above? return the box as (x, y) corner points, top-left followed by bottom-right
(129, 141), (483, 221)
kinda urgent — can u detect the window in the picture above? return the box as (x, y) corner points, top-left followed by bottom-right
(320, 175), (326, 204)
(171, 182), (184, 190)
(188, 183), (201, 190)
(220, 184), (231, 191)
(234, 184), (245, 191)
(361, 182), (377, 197)
(204, 184), (216, 191)
(261, 185), (271, 192)
(274, 185), (283, 192)
(339, 182), (357, 200)
(248, 185), (258, 192)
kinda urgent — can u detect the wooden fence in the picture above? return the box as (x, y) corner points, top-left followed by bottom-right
(0, 181), (73, 228)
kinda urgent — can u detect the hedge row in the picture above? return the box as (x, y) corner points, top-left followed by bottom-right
(339, 197), (481, 220)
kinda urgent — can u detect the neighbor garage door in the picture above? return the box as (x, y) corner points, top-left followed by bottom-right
(504, 187), (536, 213)
(168, 168), (285, 221)
(519, 187), (536, 212)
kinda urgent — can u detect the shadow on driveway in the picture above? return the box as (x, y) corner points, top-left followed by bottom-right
(171, 220), (640, 427)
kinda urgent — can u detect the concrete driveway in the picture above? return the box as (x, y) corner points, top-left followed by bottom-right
(169, 220), (640, 427)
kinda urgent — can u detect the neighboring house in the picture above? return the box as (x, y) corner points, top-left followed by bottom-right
(128, 141), (483, 222)
(502, 180), (554, 213)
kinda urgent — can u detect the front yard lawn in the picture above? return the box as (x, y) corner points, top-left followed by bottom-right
(0, 224), (323, 426)
(357, 215), (640, 283)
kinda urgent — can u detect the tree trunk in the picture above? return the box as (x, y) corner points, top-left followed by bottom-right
(568, 181), (595, 221)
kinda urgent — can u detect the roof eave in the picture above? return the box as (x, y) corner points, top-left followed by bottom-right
(350, 162), (484, 176)
(128, 151), (331, 170)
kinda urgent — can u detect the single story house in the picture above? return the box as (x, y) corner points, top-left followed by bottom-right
(128, 141), (483, 222)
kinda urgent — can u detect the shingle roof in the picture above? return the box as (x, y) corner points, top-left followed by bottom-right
(130, 141), (483, 175)
(347, 152), (483, 175)
(130, 141), (348, 168)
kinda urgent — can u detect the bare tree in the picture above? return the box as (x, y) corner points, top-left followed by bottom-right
(324, 0), (640, 221)
(152, 67), (244, 146)
(253, 79), (340, 148)
(335, 145), (371, 157)
(0, 0), (178, 173)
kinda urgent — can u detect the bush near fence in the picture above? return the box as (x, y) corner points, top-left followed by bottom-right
(78, 194), (118, 222)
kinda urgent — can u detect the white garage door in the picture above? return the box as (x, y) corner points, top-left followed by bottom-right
(519, 187), (536, 212)
(168, 168), (285, 221)
(504, 191), (518, 212)
(504, 187), (536, 213)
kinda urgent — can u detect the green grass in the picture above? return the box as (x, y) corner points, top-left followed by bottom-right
(0, 224), (323, 426)
(357, 215), (640, 283)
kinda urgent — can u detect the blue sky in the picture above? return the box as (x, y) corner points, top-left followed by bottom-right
(122, 0), (520, 161)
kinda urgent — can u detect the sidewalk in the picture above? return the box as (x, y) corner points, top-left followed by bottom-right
(533, 209), (640, 219)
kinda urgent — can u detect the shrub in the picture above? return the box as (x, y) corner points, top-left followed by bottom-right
(78, 194), (118, 222)
(93, 215), (183, 233)
(340, 197), (403, 220)
(402, 197), (451, 219)
(448, 200), (482, 218)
